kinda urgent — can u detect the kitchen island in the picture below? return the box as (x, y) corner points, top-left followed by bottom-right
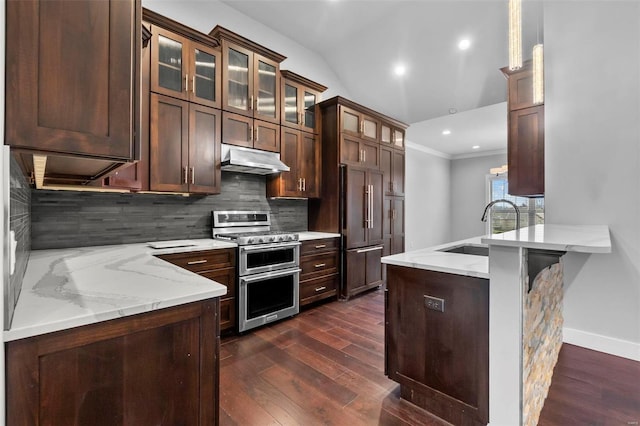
(5, 239), (236, 426)
(382, 224), (611, 426)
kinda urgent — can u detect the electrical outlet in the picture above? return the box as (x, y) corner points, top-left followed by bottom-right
(424, 295), (445, 312)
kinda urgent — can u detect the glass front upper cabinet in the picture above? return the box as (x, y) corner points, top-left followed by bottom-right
(281, 71), (326, 133)
(283, 83), (298, 126)
(303, 91), (317, 131)
(227, 46), (250, 112)
(256, 60), (277, 119)
(151, 26), (220, 108)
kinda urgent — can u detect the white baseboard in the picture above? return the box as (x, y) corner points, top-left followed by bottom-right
(563, 327), (640, 361)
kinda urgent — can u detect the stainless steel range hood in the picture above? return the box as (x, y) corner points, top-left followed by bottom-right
(221, 144), (290, 175)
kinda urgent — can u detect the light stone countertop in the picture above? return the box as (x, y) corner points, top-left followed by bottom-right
(5, 239), (237, 342)
(481, 224), (612, 253)
(297, 231), (341, 241)
(381, 236), (490, 279)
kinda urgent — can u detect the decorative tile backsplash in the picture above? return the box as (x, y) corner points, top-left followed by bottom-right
(7, 154), (31, 329)
(31, 172), (308, 250)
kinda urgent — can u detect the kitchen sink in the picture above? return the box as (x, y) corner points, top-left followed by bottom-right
(438, 244), (489, 257)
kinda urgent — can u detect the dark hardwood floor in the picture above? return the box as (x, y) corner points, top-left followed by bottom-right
(220, 289), (640, 425)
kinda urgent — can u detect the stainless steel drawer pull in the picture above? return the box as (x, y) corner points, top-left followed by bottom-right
(187, 260), (208, 265)
(356, 246), (383, 254)
(315, 244), (326, 249)
(315, 286), (327, 292)
(314, 263), (326, 268)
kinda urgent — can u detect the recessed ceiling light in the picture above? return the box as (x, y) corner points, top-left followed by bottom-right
(442, 130), (451, 135)
(449, 108), (457, 114)
(458, 38), (471, 50)
(472, 145), (480, 149)
(393, 63), (407, 77)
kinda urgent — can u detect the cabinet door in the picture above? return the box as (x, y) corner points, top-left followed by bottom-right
(254, 55), (280, 124)
(340, 106), (362, 137)
(300, 132), (320, 197)
(381, 124), (392, 145)
(391, 197), (405, 255)
(508, 106), (544, 196)
(222, 111), (253, 148)
(6, 0), (137, 159)
(103, 163), (143, 191)
(188, 104), (221, 194)
(345, 167), (368, 249)
(344, 249), (366, 298)
(361, 142), (380, 169)
(508, 68), (535, 110)
(222, 43), (253, 116)
(150, 93), (189, 192)
(393, 128), (405, 149)
(302, 90), (319, 133)
(381, 146), (393, 196)
(361, 114), (379, 142)
(278, 127), (302, 197)
(189, 41), (221, 109)
(392, 149), (405, 195)
(151, 26), (189, 101)
(365, 248), (383, 286)
(282, 81), (300, 129)
(254, 120), (280, 152)
(367, 169), (385, 246)
(340, 135), (363, 167)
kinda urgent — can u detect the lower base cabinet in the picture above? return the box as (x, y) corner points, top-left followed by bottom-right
(300, 238), (339, 306)
(6, 299), (220, 426)
(385, 265), (489, 426)
(343, 245), (383, 299)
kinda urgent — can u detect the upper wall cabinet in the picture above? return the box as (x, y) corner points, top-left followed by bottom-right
(501, 61), (545, 197)
(341, 107), (379, 143)
(151, 26), (221, 109)
(210, 26), (286, 126)
(280, 70), (327, 134)
(6, 0), (141, 161)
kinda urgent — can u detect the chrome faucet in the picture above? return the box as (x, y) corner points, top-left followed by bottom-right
(481, 199), (521, 230)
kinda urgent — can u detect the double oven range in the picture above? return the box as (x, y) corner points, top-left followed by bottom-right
(212, 211), (300, 332)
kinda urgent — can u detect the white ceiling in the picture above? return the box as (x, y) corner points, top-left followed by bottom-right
(220, 0), (542, 156)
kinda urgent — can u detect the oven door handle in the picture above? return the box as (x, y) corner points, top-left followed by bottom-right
(240, 241), (301, 252)
(240, 268), (302, 284)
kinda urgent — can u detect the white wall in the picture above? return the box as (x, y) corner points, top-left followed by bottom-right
(450, 153), (507, 241)
(405, 142), (451, 250)
(545, 1), (640, 358)
(142, 0), (350, 100)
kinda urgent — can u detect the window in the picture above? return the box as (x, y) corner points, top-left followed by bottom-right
(486, 174), (544, 234)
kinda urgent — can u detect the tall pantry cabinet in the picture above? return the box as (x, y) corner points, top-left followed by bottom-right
(309, 97), (408, 299)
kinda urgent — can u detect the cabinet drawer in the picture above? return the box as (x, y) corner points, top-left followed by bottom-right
(300, 251), (339, 281)
(199, 267), (236, 300)
(219, 298), (236, 333)
(300, 275), (338, 306)
(158, 248), (236, 273)
(301, 238), (339, 255)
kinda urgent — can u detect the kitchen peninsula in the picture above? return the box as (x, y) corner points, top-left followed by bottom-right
(382, 224), (611, 426)
(4, 239), (235, 425)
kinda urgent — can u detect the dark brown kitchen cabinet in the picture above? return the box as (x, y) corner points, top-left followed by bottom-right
(267, 128), (320, 198)
(150, 25), (221, 109)
(6, 299), (220, 426)
(280, 70), (327, 133)
(299, 238), (340, 306)
(340, 135), (380, 169)
(221, 112), (281, 152)
(6, 0), (140, 160)
(383, 196), (405, 257)
(345, 167), (384, 250)
(344, 246), (383, 299)
(150, 93), (221, 194)
(340, 106), (379, 142)
(385, 265), (489, 426)
(381, 125), (405, 150)
(158, 248), (236, 335)
(380, 146), (405, 196)
(502, 60), (545, 197)
(211, 26), (285, 126)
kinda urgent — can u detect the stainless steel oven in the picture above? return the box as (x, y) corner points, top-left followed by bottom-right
(239, 267), (300, 332)
(212, 210), (301, 332)
(239, 241), (300, 276)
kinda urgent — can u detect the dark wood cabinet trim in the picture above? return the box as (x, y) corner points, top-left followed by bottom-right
(280, 70), (328, 93)
(210, 25), (286, 63)
(319, 96), (409, 131)
(143, 7), (219, 47)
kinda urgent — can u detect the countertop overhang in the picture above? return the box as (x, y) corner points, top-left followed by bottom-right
(481, 224), (611, 253)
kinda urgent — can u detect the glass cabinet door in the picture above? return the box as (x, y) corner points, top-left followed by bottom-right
(154, 31), (187, 100)
(191, 46), (219, 108)
(341, 108), (360, 135)
(303, 91), (317, 131)
(227, 47), (250, 112)
(362, 116), (378, 141)
(256, 59), (278, 121)
(393, 129), (405, 148)
(381, 124), (392, 144)
(283, 83), (298, 126)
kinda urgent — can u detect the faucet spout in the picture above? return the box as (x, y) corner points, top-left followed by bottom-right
(481, 199), (521, 231)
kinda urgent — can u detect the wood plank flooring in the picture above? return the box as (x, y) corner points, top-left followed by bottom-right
(220, 289), (640, 425)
